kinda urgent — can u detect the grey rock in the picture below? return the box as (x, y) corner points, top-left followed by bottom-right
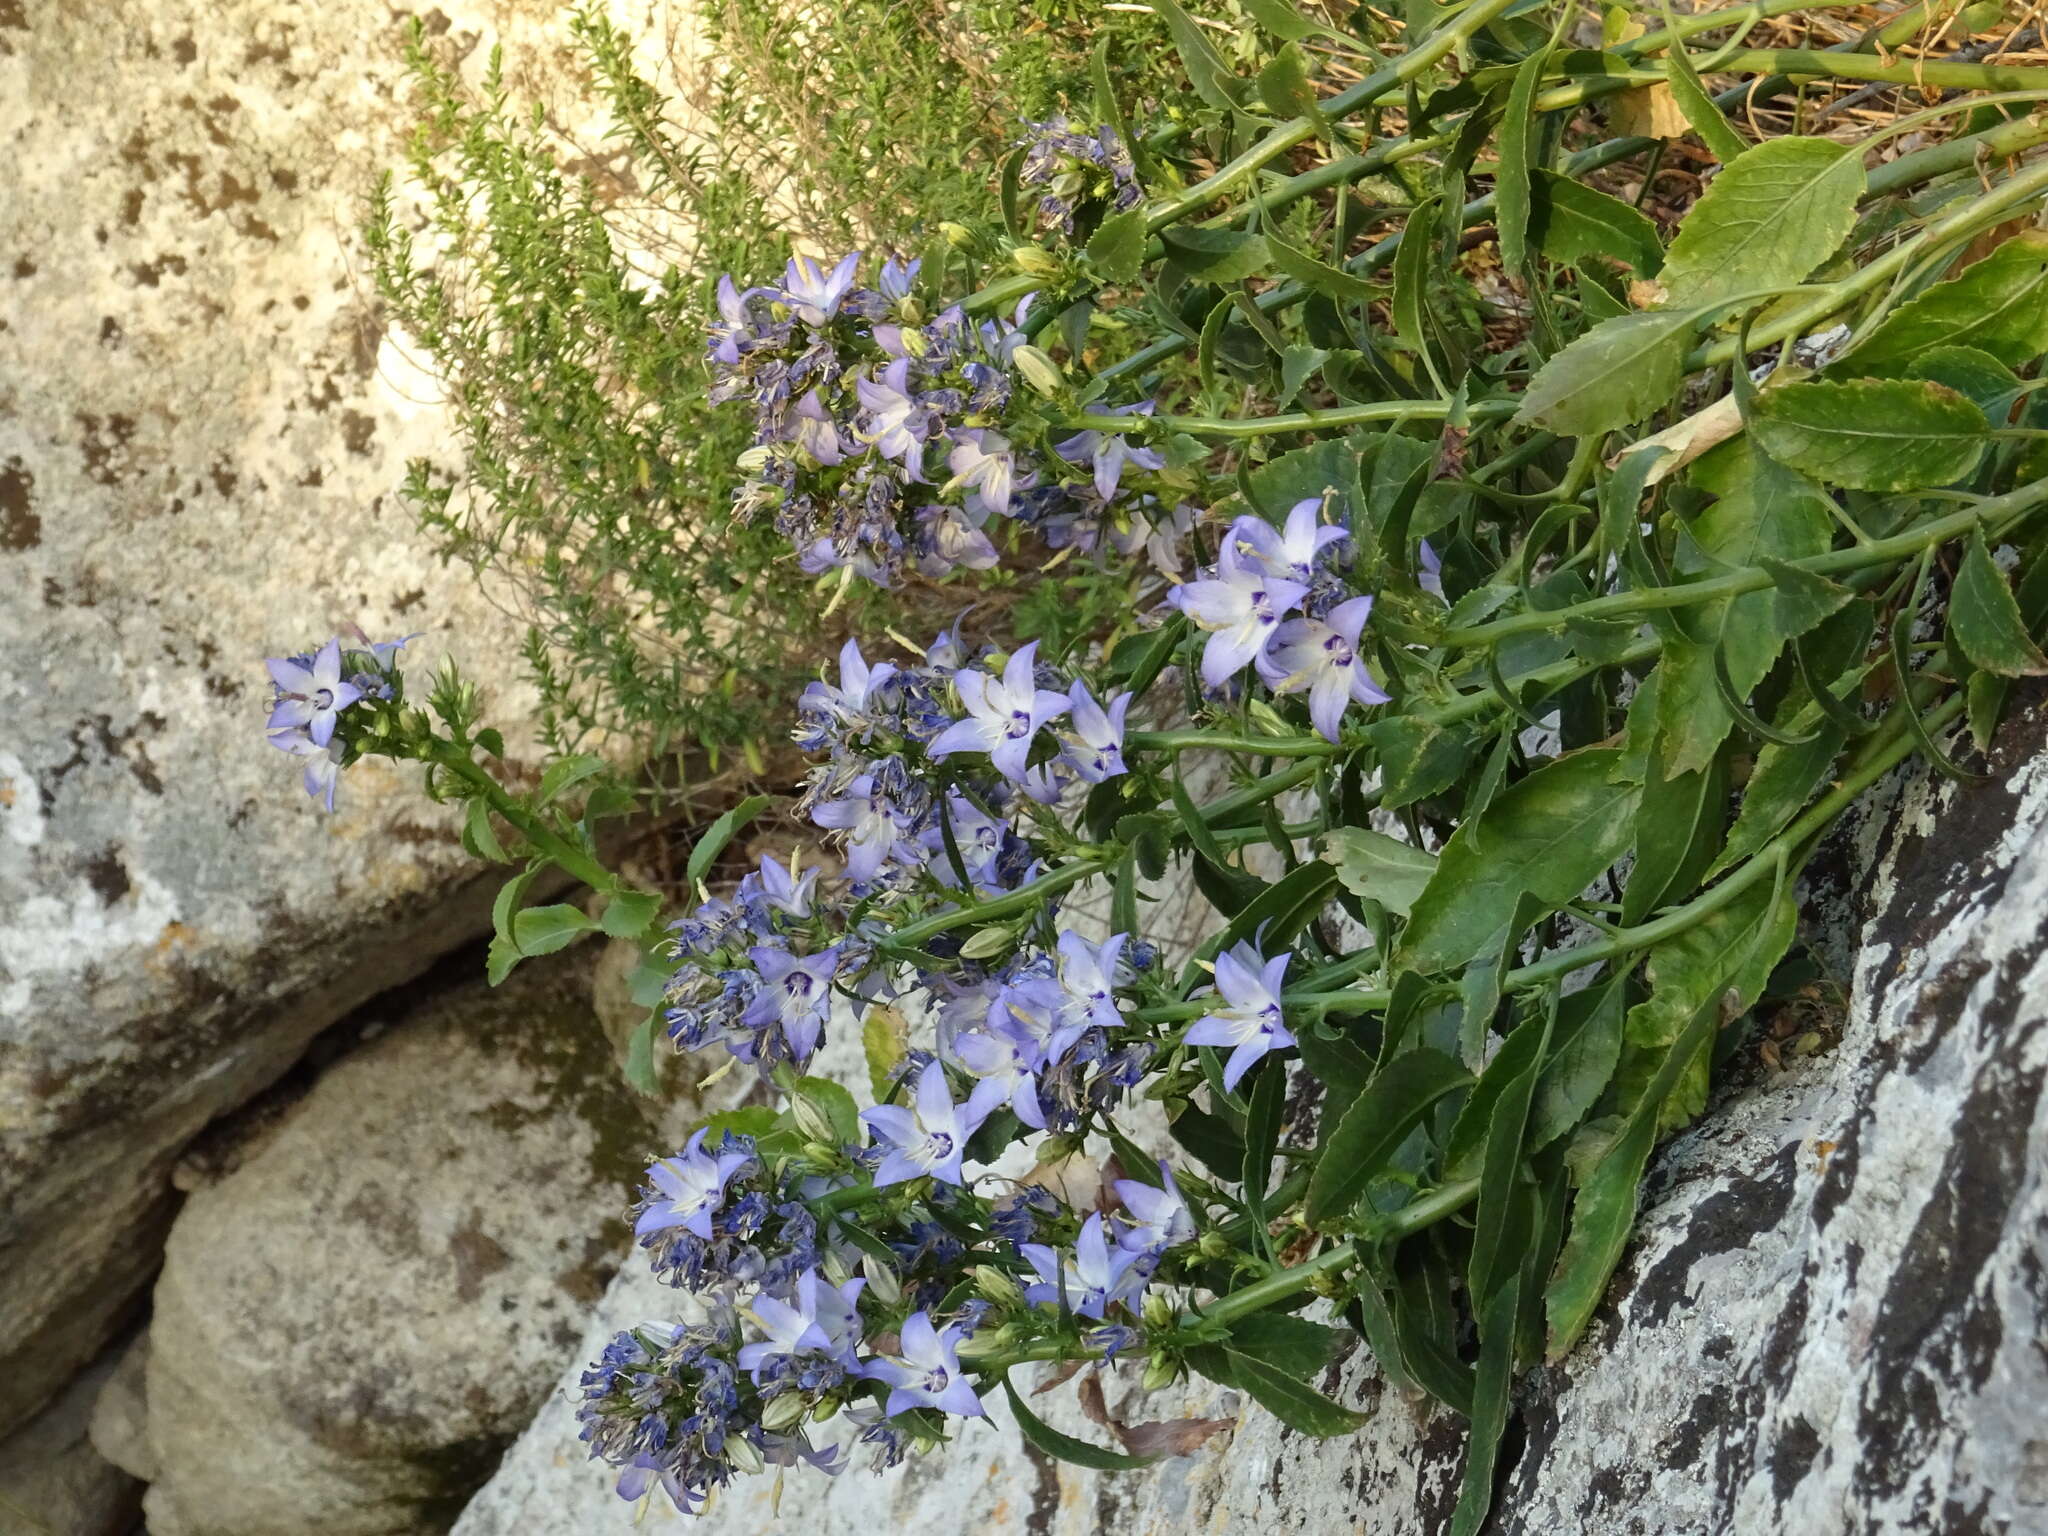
(87, 1334), (155, 1486)
(0, 1346), (143, 1536)
(0, 0), (640, 1436)
(137, 951), (658, 1536)
(455, 696), (2048, 1533)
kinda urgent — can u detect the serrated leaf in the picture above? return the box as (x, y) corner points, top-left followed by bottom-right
(1910, 346), (2023, 422)
(491, 865), (541, 945)
(1838, 231), (2048, 376)
(1950, 524), (2048, 677)
(1160, 226), (1272, 284)
(622, 1011), (662, 1096)
(1367, 715), (1478, 809)
(485, 934), (523, 987)
(1240, 0), (1346, 43)
(1513, 309), (1694, 435)
(1322, 826), (1437, 916)
(1304, 1048), (1470, 1229)
(1153, 0), (1251, 112)
(1530, 973), (1625, 1150)
(1002, 1379), (1159, 1471)
(462, 796), (509, 863)
(1280, 343), (1329, 405)
(1496, 48), (1550, 275)
(684, 794), (771, 889)
(1397, 749), (1640, 975)
(1749, 378), (1988, 492)
(511, 902), (595, 956)
(1656, 4), (1748, 164)
(1185, 1344), (1369, 1436)
(1223, 1312), (1348, 1377)
(598, 888), (663, 938)
(1266, 233), (1384, 304)
(1087, 208), (1148, 283)
(1529, 171), (1664, 275)
(1258, 41), (1320, 122)
(1658, 137), (1863, 309)
(536, 752), (608, 807)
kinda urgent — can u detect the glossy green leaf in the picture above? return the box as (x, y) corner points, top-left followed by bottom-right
(684, 794), (771, 889)
(1657, 137), (1863, 308)
(1001, 1379), (1158, 1471)
(1304, 1047), (1470, 1229)
(1530, 973), (1626, 1150)
(1950, 524), (2048, 677)
(1225, 1311), (1348, 1378)
(1529, 171), (1664, 275)
(1397, 749), (1640, 976)
(536, 752), (608, 807)
(1513, 309), (1694, 436)
(1749, 379), (1988, 493)
(1087, 209), (1148, 283)
(1838, 230), (2048, 376)
(1321, 826), (1437, 916)
(1160, 226), (1272, 284)
(511, 902), (595, 956)
(462, 796), (509, 863)
(1265, 233), (1383, 304)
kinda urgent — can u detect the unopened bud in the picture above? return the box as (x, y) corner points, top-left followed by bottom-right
(736, 445), (776, 473)
(1247, 698), (1293, 737)
(973, 1266), (1024, 1308)
(760, 1392), (811, 1432)
(1198, 1231), (1231, 1260)
(791, 1093), (836, 1143)
(821, 1249), (854, 1286)
(1309, 1268), (1345, 1299)
(954, 1324), (1018, 1359)
(1012, 344), (1066, 399)
(726, 1434), (766, 1474)
(939, 222), (976, 249)
(1142, 1291), (1174, 1328)
(800, 1141), (840, 1165)
(862, 1251), (904, 1305)
(1010, 244), (1061, 277)
(1141, 1351), (1179, 1392)
(959, 923), (1017, 961)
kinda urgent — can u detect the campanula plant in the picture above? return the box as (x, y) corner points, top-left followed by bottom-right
(291, 3), (2048, 1529)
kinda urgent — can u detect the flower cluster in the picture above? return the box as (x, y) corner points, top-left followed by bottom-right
(1168, 499), (1389, 742)
(707, 250), (1189, 588)
(261, 629), (414, 810)
(1017, 116), (1143, 234)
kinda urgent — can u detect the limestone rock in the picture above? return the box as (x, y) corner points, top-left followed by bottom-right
(0, 1346), (144, 1536)
(137, 951), (658, 1536)
(454, 698), (2048, 1533)
(0, 0), (683, 1436)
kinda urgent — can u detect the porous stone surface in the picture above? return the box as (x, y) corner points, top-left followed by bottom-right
(0, 0), (684, 1437)
(453, 697), (2048, 1534)
(136, 949), (659, 1536)
(0, 1347), (143, 1536)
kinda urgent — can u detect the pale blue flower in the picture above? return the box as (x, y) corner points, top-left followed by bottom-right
(635, 1129), (755, 1242)
(781, 251), (861, 325)
(266, 637), (362, 747)
(1168, 546), (1309, 689)
(859, 1310), (985, 1418)
(1254, 595), (1388, 742)
(1112, 1161), (1195, 1256)
(1020, 1212), (1149, 1319)
(1182, 941), (1295, 1091)
(860, 1061), (1005, 1187)
(927, 641), (1070, 782)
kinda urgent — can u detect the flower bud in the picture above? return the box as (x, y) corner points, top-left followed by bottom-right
(1197, 1230), (1232, 1260)
(760, 1391), (811, 1432)
(790, 1093), (837, 1144)
(972, 1266), (1024, 1308)
(736, 445), (776, 473)
(1011, 345), (1066, 399)
(1036, 1132), (1087, 1164)
(1141, 1351), (1179, 1392)
(727, 1433), (766, 1474)
(1142, 1291), (1174, 1329)
(822, 1249), (855, 1286)
(954, 1324), (1018, 1359)
(1010, 244), (1061, 277)
(1247, 698), (1293, 737)
(801, 1141), (841, 1165)
(959, 922), (1018, 961)
(939, 222), (976, 249)
(900, 325), (931, 359)
(862, 1251), (904, 1305)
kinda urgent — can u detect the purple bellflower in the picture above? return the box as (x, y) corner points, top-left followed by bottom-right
(809, 774), (923, 885)
(948, 1027), (1047, 1130)
(856, 358), (933, 474)
(635, 1129), (755, 1242)
(1058, 680), (1130, 783)
(859, 1310), (985, 1419)
(267, 637), (363, 747)
(1168, 546), (1309, 690)
(1020, 1212), (1149, 1319)
(270, 730), (344, 812)
(946, 429), (1023, 516)
(1227, 499), (1348, 585)
(1054, 930), (1127, 1035)
(1054, 402), (1165, 500)
(738, 852), (820, 921)
(781, 252), (861, 325)
(860, 1061), (1006, 1187)
(741, 944), (844, 1063)
(927, 641), (1070, 783)
(736, 1269), (867, 1381)
(1254, 594), (1390, 743)
(1182, 941), (1295, 1091)
(1112, 1162), (1196, 1256)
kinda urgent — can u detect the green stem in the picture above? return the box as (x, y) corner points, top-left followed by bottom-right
(434, 746), (616, 891)
(1060, 397), (1517, 440)
(1534, 48), (2048, 115)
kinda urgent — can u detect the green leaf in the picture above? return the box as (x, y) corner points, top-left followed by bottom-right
(1304, 1048), (1471, 1229)
(1184, 1344), (1369, 1436)
(1279, 343), (1329, 405)
(1513, 309), (1694, 436)
(1837, 230), (2048, 376)
(1397, 749), (1640, 976)
(1321, 826), (1437, 917)
(1169, 1099), (1248, 1181)
(1656, 4), (1748, 164)
(473, 728), (505, 759)
(1495, 48), (1550, 275)
(1530, 973), (1626, 1150)
(1087, 209), (1148, 284)
(1265, 233), (1383, 304)
(1950, 524), (2048, 677)
(1194, 860), (1339, 984)
(1529, 171), (1664, 275)
(999, 146), (1029, 242)
(462, 796), (509, 863)
(626, 955), (671, 1009)
(1001, 1379), (1158, 1472)
(1749, 379), (1989, 493)
(485, 934), (523, 987)
(1367, 715), (1478, 809)
(862, 1006), (910, 1102)
(1622, 743), (1726, 926)
(536, 752), (608, 807)
(1152, 0), (1251, 112)
(622, 1010), (662, 1096)
(1704, 707), (1845, 880)
(1910, 346), (2023, 422)
(792, 1076), (862, 1144)
(1390, 197), (1441, 382)
(1450, 1271), (1523, 1536)
(511, 902), (594, 956)
(684, 794), (771, 889)
(1240, 0), (1347, 43)
(1241, 1058), (1285, 1234)
(1445, 1004), (1551, 1183)
(1657, 137), (1864, 309)
(1258, 41), (1320, 123)
(1225, 1311), (1347, 1378)
(1160, 226), (1272, 285)
(1296, 1021), (1375, 1106)
(1757, 554), (1855, 639)
(598, 888), (663, 939)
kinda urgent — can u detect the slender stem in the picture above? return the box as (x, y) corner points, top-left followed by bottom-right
(434, 746), (616, 891)
(1060, 397), (1517, 440)
(1534, 49), (2048, 115)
